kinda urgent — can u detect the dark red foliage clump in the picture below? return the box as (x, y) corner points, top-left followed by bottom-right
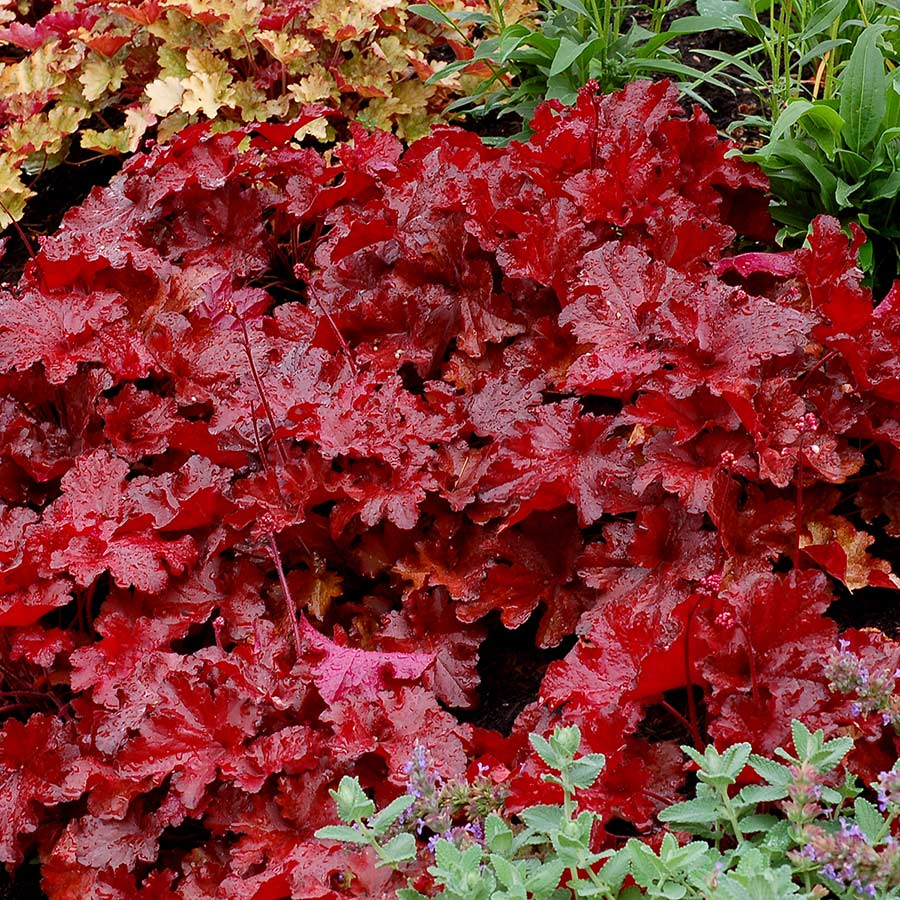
(0, 82), (898, 898)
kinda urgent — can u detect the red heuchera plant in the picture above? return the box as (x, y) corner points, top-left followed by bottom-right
(1, 81), (899, 898)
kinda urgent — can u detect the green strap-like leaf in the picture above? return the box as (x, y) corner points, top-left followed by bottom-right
(839, 25), (887, 153)
(407, 3), (455, 26)
(549, 36), (590, 77)
(800, 0), (850, 39)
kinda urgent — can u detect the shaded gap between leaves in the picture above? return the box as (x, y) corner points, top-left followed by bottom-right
(0, 150), (123, 286)
(635, 685), (707, 746)
(455, 608), (576, 736)
(0, 857), (47, 900)
(827, 583), (900, 639)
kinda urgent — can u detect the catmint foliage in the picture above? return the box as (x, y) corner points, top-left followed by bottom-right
(317, 721), (900, 899)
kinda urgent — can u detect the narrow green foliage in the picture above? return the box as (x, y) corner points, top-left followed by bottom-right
(675, 0), (900, 121)
(740, 21), (900, 293)
(410, 0), (727, 140)
(665, 0), (900, 291)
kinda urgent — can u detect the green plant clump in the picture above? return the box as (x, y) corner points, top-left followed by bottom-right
(747, 24), (900, 292)
(670, 0), (900, 290)
(673, 0), (900, 121)
(317, 722), (900, 899)
(411, 0), (726, 139)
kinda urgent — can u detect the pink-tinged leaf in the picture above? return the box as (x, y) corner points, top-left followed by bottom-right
(693, 571), (842, 754)
(714, 251), (799, 279)
(376, 587), (484, 710)
(0, 578), (73, 626)
(300, 615), (433, 705)
(9, 626), (75, 667)
(0, 284), (152, 384)
(118, 672), (259, 809)
(560, 243), (667, 396)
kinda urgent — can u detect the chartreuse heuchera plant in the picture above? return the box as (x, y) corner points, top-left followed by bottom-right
(318, 721), (900, 899)
(1, 80), (900, 897)
(0, 0), (477, 226)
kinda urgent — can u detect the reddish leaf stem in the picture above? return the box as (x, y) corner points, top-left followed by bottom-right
(660, 700), (696, 740)
(315, 297), (357, 376)
(682, 596), (706, 751)
(268, 532), (303, 662)
(232, 300), (313, 656)
(737, 622), (760, 703)
(0, 662), (27, 688)
(644, 788), (678, 808)
(0, 197), (35, 259)
(232, 304), (290, 468)
(797, 349), (838, 390)
(795, 440), (805, 573)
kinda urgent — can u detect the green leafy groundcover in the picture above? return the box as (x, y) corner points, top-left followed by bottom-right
(321, 721), (900, 898)
(0, 81), (898, 898)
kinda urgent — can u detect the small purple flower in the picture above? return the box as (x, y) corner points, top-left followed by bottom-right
(875, 768), (900, 813)
(465, 820), (484, 842)
(795, 818), (893, 899)
(841, 820), (864, 840)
